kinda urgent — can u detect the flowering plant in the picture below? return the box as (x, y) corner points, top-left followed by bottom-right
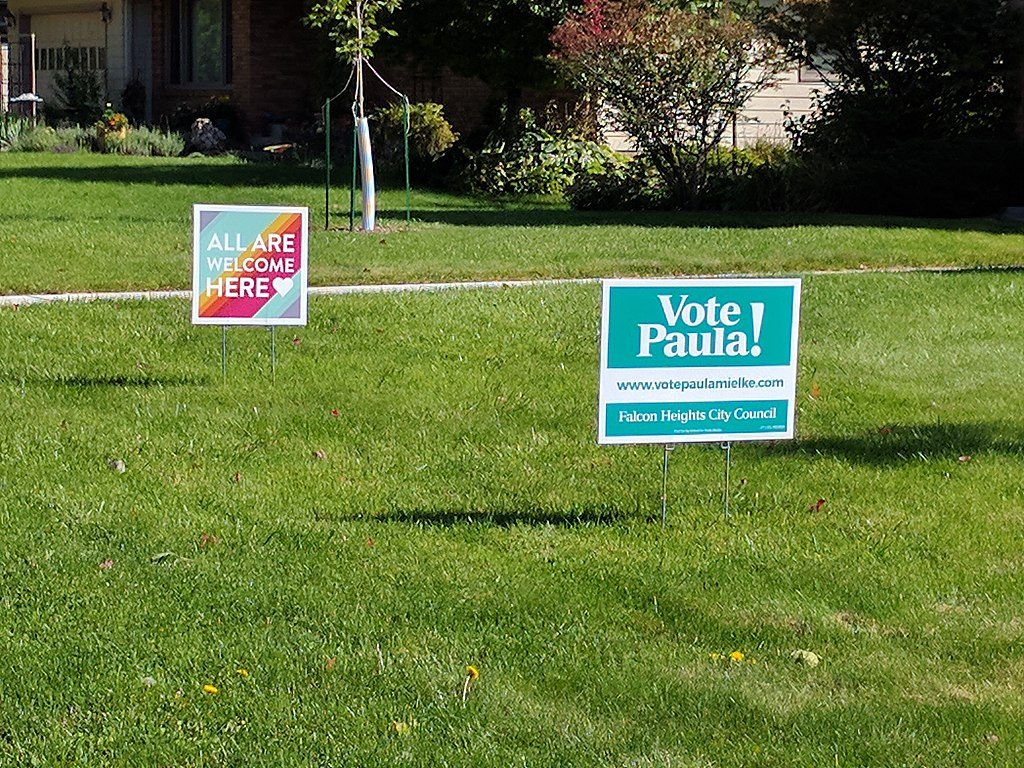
(96, 103), (129, 133)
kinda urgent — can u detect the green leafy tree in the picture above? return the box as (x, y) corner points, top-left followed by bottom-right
(307, 0), (402, 62)
(379, 0), (582, 104)
(551, 0), (786, 205)
(766, 0), (1024, 153)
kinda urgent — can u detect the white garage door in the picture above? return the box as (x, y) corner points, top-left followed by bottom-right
(31, 10), (106, 105)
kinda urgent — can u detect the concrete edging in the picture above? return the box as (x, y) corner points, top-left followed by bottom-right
(0, 266), (1015, 307)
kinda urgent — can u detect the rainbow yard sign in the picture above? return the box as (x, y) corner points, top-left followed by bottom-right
(192, 205), (309, 325)
(599, 278), (802, 445)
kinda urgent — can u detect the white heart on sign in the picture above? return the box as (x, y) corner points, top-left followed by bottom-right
(272, 276), (294, 296)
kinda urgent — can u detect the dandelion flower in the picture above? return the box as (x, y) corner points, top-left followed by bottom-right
(462, 665), (479, 705)
(236, 668), (249, 678)
(203, 684), (219, 695)
(729, 651), (745, 663)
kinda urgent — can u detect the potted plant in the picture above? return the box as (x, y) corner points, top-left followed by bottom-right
(95, 102), (129, 150)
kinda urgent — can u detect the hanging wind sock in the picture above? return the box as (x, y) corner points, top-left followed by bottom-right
(356, 116), (376, 232)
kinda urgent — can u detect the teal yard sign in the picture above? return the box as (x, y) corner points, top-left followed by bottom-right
(598, 278), (802, 444)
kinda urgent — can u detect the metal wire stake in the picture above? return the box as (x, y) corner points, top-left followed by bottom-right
(220, 326), (227, 383)
(270, 325), (277, 383)
(661, 444), (673, 530)
(324, 98), (331, 230)
(403, 98), (411, 226)
(722, 441), (732, 519)
(350, 122), (357, 232)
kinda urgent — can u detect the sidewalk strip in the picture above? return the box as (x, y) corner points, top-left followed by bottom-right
(0, 266), (1014, 307)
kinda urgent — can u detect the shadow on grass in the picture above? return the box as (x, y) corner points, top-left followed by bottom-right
(376, 504), (637, 528)
(4, 161), (1023, 233)
(381, 208), (1024, 234)
(775, 422), (1023, 465)
(2, 373), (208, 388)
(0, 162), (322, 188)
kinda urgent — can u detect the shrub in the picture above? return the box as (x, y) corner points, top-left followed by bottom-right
(458, 107), (621, 196)
(51, 48), (103, 125)
(568, 132), (1023, 216)
(7, 125), (91, 153)
(120, 78), (147, 125)
(371, 101), (458, 183)
(567, 141), (795, 211)
(733, 138), (1024, 216)
(565, 154), (668, 210)
(551, 0), (786, 206)
(826, 138), (1024, 216)
(101, 126), (185, 157)
(5, 122), (183, 157)
(767, 0), (1019, 157)
(0, 114), (32, 150)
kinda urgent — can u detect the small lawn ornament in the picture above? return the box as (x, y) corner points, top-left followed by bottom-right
(189, 118), (226, 154)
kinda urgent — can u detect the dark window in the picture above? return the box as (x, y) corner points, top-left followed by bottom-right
(797, 64), (823, 83)
(798, 54), (831, 84)
(168, 0), (231, 85)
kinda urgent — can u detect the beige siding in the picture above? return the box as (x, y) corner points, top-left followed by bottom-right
(602, 63), (829, 153)
(735, 64), (824, 145)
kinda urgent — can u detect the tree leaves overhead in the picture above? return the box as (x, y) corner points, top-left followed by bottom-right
(766, 0), (1024, 152)
(307, 0), (403, 62)
(379, 0), (583, 95)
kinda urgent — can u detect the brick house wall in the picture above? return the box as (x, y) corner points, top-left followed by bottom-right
(366, 64), (490, 137)
(148, 0), (524, 141)
(150, 0), (319, 133)
(361, 57), (579, 143)
(1, 0), (576, 144)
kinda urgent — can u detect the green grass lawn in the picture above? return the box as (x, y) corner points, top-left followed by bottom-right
(2, 152), (1023, 294)
(2, 271), (1023, 765)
